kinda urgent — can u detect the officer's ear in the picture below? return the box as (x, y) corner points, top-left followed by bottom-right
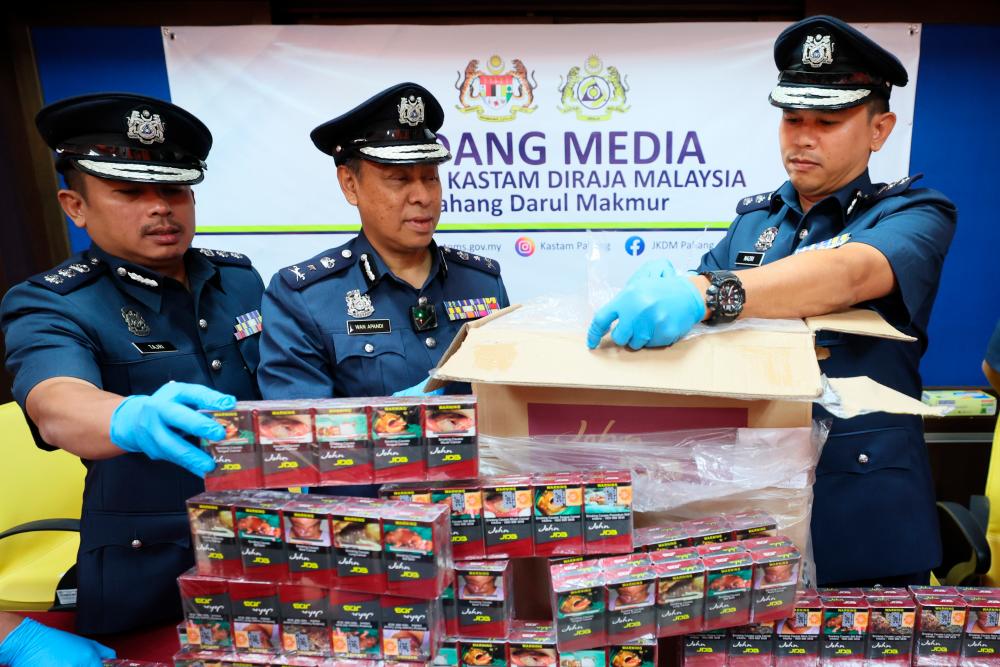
(869, 111), (897, 153)
(337, 164), (360, 208)
(56, 189), (88, 229)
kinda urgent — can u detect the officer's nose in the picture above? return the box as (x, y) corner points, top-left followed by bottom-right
(794, 125), (818, 149)
(145, 187), (173, 216)
(408, 178), (434, 206)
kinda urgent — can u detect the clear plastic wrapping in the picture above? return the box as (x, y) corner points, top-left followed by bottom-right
(479, 422), (829, 584)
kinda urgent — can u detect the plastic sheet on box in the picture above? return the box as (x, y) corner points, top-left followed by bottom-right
(479, 422), (829, 585)
(485, 295), (811, 345)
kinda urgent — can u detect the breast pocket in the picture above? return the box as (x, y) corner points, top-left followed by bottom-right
(331, 331), (408, 397)
(236, 334), (261, 375)
(816, 426), (917, 476)
(118, 351), (206, 396)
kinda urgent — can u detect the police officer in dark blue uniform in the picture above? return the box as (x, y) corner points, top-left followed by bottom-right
(0, 93), (264, 650)
(588, 17), (956, 586)
(258, 82), (509, 400)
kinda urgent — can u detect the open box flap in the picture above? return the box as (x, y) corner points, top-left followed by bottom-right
(805, 308), (916, 342)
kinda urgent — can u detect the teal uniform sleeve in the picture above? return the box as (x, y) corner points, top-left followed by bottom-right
(257, 272), (336, 399)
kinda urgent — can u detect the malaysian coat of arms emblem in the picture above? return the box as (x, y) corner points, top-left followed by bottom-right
(558, 55), (630, 121)
(455, 55), (538, 121)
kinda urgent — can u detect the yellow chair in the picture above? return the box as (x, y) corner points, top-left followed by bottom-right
(933, 414), (998, 586)
(983, 416), (1000, 586)
(0, 401), (84, 611)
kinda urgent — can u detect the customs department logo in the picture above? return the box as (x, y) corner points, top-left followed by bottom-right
(802, 34), (834, 68)
(558, 55), (630, 121)
(398, 95), (425, 127)
(126, 109), (165, 145)
(455, 55), (537, 122)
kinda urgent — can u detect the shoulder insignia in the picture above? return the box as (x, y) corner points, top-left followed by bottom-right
(195, 247), (253, 266)
(736, 191), (777, 215)
(441, 246), (501, 276)
(279, 244), (356, 290)
(28, 255), (107, 295)
(846, 174), (924, 218)
(868, 173), (923, 203)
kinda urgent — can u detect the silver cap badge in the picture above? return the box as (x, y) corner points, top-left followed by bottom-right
(398, 95), (425, 127)
(802, 35), (834, 69)
(126, 109), (166, 145)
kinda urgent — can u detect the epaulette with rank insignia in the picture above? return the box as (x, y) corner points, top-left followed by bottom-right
(195, 248), (253, 267)
(279, 245), (356, 290)
(846, 174), (923, 218)
(867, 174), (922, 204)
(736, 191), (777, 215)
(28, 255), (107, 295)
(440, 246), (501, 276)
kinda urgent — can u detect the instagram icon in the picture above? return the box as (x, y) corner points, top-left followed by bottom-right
(514, 236), (536, 257)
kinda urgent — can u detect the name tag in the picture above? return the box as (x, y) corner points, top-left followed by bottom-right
(132, 341), (178, 355)
(347, 319), (391, 335)
(735, 251), (764, 267)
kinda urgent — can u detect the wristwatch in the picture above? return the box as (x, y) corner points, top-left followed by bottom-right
(701, 270), (746, 326)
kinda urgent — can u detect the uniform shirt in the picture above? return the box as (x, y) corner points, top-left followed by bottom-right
(0, 244), (263, 634)
(986, 318), (1000, 373)
(698, 170), (957, 584)
(258, 232), (509, 399)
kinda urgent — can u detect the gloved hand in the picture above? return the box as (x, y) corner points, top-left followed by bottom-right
(625, 258), (681, 285)
(0, 616), (115, 666)
(392, 378), (446, 397)
(587, 274), (706, 350)
(110, 381), (236, 476)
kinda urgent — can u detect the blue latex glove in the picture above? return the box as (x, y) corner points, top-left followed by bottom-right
(392, 378), (446, 397)
(587, 275), (706, 350)
(110, 381), (235, 476)
(0, 617), (115, 666)
(626, 258), (681, 285)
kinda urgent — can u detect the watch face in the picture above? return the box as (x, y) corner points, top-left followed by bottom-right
(718, 281), (745, 316)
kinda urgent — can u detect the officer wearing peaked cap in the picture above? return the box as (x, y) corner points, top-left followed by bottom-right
(258, 82), (509, 403)
(589, 17), (956, 586)
(0, 93), (264, 644)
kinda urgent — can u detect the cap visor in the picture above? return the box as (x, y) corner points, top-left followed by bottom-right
(74, 158), (204, 185)
(769, 84), (872, 110)
(358, 142), (452, 165)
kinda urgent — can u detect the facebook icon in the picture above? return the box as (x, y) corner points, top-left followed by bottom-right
(625, 235), (645, 256)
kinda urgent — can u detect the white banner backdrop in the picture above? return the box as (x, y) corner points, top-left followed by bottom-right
(163, 23), (921, 299)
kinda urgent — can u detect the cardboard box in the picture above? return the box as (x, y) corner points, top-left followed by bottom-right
(820, 599), (870, 663)
(914, 596), (967, 666)
(278, 583), (332, 657)
(775, 592), (822, 666)
(188, 491), (243, 579)
(867, 596), (916, 664)
(922, 389), (996, 416)
(228, 579), (281, 654)
(283, 497), (336, 587)
(454, 560), (512, 639)
(961, 596), (1000, 664)
(431, 306), (939, 429)
(654, 559), (705, 637)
